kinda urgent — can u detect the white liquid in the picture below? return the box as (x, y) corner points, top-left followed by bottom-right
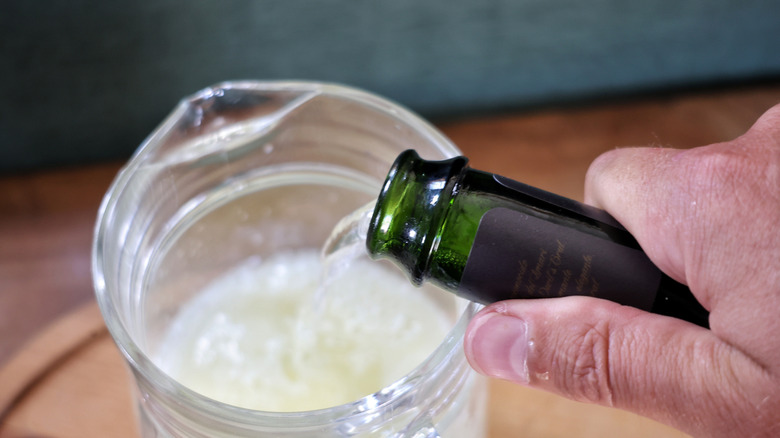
(155, 250), (452, 412)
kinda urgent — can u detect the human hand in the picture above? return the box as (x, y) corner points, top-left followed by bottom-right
(464, 105), (780, 437)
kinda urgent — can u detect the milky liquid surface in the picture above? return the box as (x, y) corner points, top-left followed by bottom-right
(154, 250), (452, 412)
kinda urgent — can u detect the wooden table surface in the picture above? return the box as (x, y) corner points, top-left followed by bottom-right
(2, 82), (779, 437)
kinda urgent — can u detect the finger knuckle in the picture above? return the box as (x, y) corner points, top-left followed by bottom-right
(554, 319), (616, 406)
(752, 103), (780, 142)
(681, 137), (775, 202)
(684, 147), (745, 194)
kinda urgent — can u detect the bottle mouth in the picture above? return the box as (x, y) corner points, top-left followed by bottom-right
(366, 149), (468, 284)
(366, 150), (419, 269)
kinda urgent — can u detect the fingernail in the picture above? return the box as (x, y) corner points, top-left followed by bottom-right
(466, 312), (529, 384)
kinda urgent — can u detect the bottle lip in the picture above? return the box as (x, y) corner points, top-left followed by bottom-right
(366, 150), (420, 274)
(367, 149), (469, 284)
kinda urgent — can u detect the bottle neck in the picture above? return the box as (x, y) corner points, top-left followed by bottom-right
(366, 150), (468, 284)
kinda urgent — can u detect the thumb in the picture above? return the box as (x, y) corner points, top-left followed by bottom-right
(464, 298), (768, 437)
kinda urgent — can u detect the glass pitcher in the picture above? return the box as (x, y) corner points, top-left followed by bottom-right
(92, 81), (487, 437)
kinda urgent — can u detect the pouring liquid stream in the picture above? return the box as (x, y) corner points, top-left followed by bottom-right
(290, 202), (375, 369)
(315, 202), (375, 305)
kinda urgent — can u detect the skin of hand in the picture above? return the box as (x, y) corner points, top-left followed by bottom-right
(464, 104), (780, 438)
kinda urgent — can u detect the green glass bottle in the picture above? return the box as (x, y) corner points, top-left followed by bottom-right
(366, 150), (709, 328)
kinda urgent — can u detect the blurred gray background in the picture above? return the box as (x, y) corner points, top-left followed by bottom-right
(2, 0), (779, 172)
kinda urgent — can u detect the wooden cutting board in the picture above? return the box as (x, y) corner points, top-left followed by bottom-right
(0, 301), (688, 437)
(0, 302), (138, 438)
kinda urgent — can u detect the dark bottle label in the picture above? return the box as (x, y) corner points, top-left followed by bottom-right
(494, 175), (625, 229)
(458, 208), (662, 310)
